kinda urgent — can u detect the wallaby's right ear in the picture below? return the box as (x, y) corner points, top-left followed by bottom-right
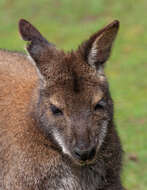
(19, 19), (55, 63)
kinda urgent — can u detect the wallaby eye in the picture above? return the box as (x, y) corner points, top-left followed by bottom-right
(94, 99), (105, 111)
(50, 104), (63, 116)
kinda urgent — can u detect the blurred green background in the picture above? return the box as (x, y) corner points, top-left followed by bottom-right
(0, 0), (146, 189)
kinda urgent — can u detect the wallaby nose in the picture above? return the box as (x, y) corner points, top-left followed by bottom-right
(73, 146), (96, 161)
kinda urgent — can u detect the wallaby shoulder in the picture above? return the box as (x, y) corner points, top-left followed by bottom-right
(0, 49), (38, 81)
(0, 49), (40, 122)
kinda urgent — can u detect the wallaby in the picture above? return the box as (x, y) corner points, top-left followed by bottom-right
(0, 19), (124, 190)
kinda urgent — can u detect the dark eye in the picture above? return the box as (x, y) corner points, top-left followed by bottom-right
(94, 100), (105, 111)
(50, 104), (63, 116)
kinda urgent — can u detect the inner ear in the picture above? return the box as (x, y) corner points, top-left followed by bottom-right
(79, 20), (119, 70)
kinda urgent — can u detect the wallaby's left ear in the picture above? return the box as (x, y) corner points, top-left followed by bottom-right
(79, 20), (119, 70)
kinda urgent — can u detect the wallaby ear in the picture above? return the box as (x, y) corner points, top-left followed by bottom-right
(79, 20), (119, 70)
(18, 19), (55, 63)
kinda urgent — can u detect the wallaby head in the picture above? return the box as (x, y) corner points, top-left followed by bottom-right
(19, 19), (119, 166)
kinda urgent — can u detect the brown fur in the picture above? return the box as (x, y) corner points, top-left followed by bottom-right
(0, 20), (124, 189)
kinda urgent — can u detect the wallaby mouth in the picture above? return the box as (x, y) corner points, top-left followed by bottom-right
(72, 145), (97, 165)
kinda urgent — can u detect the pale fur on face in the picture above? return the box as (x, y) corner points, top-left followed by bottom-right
(53, 130), (71, 156)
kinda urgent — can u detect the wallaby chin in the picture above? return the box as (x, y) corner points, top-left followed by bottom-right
(0, 19), (124, 190)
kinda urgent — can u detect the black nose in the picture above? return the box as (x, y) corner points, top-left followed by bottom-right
(73, 146), (96, 161)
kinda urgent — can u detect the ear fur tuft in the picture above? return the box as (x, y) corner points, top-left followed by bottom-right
(79, 20), (120, 70)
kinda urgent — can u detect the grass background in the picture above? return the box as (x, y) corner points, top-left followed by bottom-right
(0, 0), (146, 189)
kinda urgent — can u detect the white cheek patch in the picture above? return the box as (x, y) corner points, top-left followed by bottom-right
(98, 120), (108, 149)
(53, 130), (71, 156)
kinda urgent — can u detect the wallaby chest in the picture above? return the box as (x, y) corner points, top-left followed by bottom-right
(40, 160), (105, 190)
